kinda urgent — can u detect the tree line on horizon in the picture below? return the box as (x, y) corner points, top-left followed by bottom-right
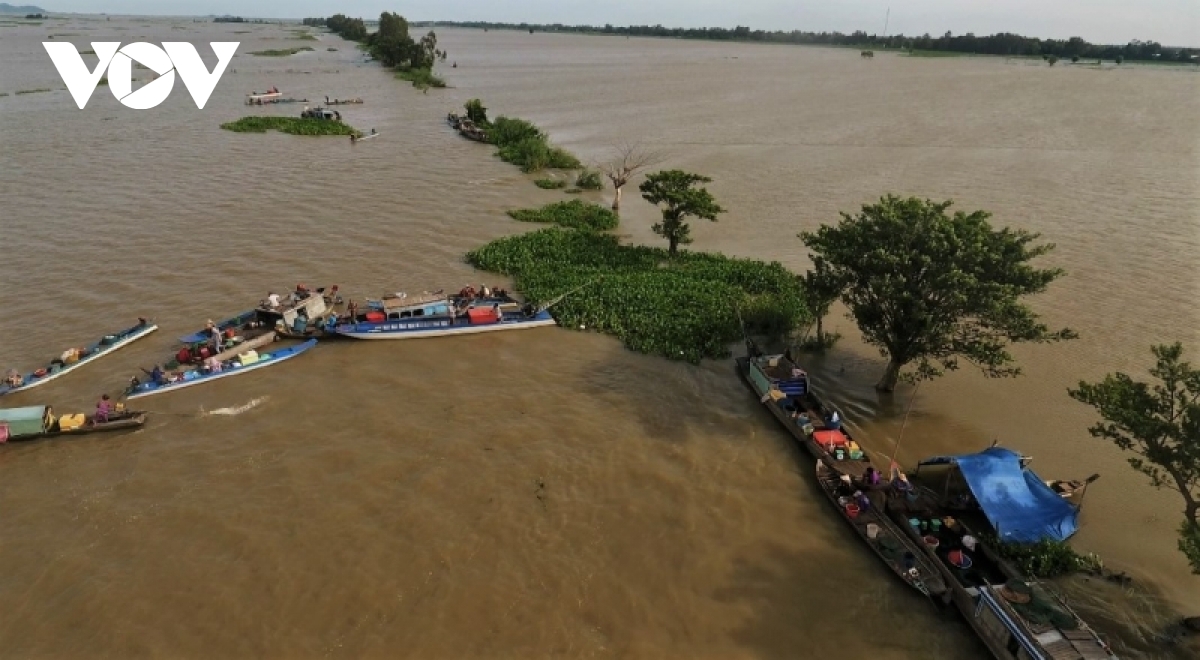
(414, 21), (1196, 64)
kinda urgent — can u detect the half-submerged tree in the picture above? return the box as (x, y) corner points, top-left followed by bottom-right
(800, 194), (1076, 392)
(597, 143), (663, 211)
(464, 99), (488, 125)
(639, 170), (725, 257)
(1068, 343), (1200, 574)
(799, 256), (844, 350)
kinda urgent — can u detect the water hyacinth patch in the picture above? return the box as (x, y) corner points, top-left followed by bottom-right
(466, 227), (809, 363)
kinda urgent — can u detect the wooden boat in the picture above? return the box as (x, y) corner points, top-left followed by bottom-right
(350, 130), (379, 142)
(247, 97), (309, 105)
(884, 481), (1117, 659)
(177, 288), (340, 344)
(815, 461), (949, 602)
(737, 340), (949, 603)
(247, 89), (281, 103)
(1, 319), (158, 396)
(0, 404), (146, 443)
(332, 289), (556, 340)
(124, 338), (317, 400)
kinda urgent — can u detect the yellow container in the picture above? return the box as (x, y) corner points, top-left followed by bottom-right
(238, 350), (259, 367)
(58, 413), (86, 431)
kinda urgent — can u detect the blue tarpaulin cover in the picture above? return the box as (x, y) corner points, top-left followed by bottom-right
(918, 447), (1079, 544)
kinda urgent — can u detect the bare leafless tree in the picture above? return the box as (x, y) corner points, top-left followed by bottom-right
(596, 143), (665, 211)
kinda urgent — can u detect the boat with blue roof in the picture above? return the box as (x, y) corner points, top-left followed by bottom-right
(884, 445), (1116, 660)
(2, 318), (158, 396)
(330, 285), (556, 340)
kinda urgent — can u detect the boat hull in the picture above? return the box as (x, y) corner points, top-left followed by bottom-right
(3, 413), (147, 443)
(334, 312), (556, 340)
(1, 322), (158, 396)
(126, 339), (317, 400)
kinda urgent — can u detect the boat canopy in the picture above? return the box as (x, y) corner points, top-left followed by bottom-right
(0, 405), (49, 437)
(918, 447), (1079, 544)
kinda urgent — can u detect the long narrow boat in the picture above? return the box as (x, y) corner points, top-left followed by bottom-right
(332, 290), (556, 340)
(1, 404), (146, 444)
(125, 338), (317, 400)
(1, 319), (158, 396)
(815, 461), (949, 602)
(177, 288), (340, 344)
(883, 470), (1117, 659)
(736, 339), (949, 604)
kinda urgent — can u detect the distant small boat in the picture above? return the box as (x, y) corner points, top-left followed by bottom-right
(351, 130), (379, 142)
(0, 404), (146, 443)
(325, 97), (363, 105)
(125, 338), (317, 400)
(332, 290), (555, 340)
(247, 88), (281, 102)
(247, 97), (309, 105)
(1, 319), (158, 396)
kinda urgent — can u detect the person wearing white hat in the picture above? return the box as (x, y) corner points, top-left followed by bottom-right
(962, 534), (977, 551)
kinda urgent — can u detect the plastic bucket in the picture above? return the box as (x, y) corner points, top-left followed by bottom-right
(908, 518), (920, 529)
(845, 503), (861, 519)
(923, 535), (940, 550)
(930, 519), (943, 533)
(866, 523), (880, 539)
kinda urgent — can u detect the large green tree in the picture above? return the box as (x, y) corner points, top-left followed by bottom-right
(639, 170), (724, 256)
(800, 194), (1075, 392)
(1069, 343), (1200, 574)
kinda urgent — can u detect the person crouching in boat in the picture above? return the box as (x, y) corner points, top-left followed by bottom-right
(480, 284), (492, 298)
(266, 292), (281, 309)
(4, 369), (22, 388)
(826, 410), (842, 431)
(94, 394), (111, 424)
(205, 320), (222, 355)
(140, 364), (166, 386)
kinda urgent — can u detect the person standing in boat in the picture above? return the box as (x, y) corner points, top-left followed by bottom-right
(4, 369), (22, 388)
(205, 320), (222, 355)
(94, 394), (111, 424)
(266, 292), (281, 309)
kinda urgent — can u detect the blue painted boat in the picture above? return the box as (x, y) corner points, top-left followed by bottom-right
(332, 290), (556, 340)
(124, 339), (317, 400)
(178, 288), (341, 344)
(1, 319), (158, 396)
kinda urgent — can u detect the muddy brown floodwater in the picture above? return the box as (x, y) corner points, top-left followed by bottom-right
(1, 16), (1197, 659)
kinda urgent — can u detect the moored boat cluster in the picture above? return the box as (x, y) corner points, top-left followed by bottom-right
(739, 340), (1118, 660)
(0, 283), (558, 441)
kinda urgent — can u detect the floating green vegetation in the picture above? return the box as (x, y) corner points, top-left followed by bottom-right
(485, 115), (581, 173)
(534, 178), (566, 190)
(247, 47), (314, 57)
(15, 88), (52, 95)
(0, 92), (9, 97)
(290, 31), (318, 41)
(506, 200), (618, 231)
(564, 188), (583, 194)
(986, 535), (1104, 579)
(80, 49), (95, 54)
(394, 67), (446, 89)
(98, 76), (108, 86)
(326, 47), (337, 52)
(575, 169), (604, 190)
(466, 223), (809, 363)
(220, 116), (360, 136)
(233, 30), (252, 34)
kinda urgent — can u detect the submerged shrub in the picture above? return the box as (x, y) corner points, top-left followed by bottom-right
(575, 169), (604, 190)
(534, 178), (566, 189)
(220, 116), (360, 136)
(506, 200), (618, 232)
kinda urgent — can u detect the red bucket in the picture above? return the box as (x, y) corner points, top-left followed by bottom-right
(845, 503), (861, 519)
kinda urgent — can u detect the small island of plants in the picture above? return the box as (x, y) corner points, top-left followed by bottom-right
(247, 46), (314, 57)
(467, 196), (808, 363)
(220, 116), (362, 137)
(452, 99), (582, 174)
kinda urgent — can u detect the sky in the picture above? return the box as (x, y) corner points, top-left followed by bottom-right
(27, 1), (1200, 47)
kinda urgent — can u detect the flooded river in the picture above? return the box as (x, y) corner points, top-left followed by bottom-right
(1, 16), (1197, 659)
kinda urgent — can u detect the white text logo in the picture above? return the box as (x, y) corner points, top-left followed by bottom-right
(42, 42), (239, 109)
